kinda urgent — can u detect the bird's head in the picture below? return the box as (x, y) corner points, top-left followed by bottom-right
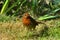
(23, 12), (30, 19)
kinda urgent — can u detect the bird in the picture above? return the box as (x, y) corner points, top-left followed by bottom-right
(22, 12), (41, 30)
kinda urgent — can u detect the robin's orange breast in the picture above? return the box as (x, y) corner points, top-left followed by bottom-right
(22, 18), (31, 25)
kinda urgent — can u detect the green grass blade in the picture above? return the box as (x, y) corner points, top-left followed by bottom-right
(0, 0), (9, 14)
(38, 15), (60, 20)
(5, 0), (20, 14)
(44, 8), (60, 17)
(13, 0), (26, 16)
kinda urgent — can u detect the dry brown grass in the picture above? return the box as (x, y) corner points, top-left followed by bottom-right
(0, 18), (60, 40)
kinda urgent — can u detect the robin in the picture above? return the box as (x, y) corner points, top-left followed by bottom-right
(22, 12), (41, 30)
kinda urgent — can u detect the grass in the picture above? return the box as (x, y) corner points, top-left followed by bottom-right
(0, 17), (60, 40)
(0, 0), (60, 40)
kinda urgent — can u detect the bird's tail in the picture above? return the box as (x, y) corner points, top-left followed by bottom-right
(37, 21), (46, 25)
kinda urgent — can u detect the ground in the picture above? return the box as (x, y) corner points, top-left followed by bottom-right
(0, 18), (60, 40)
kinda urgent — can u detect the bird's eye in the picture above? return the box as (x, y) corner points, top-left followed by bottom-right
(24, 14), (27, 16)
